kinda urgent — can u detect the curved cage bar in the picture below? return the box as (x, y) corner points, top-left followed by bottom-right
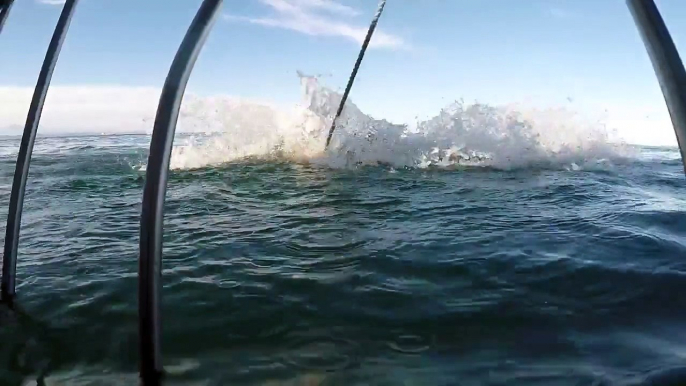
(0, 0), (15, 35)
(627, 0), (686, 174)
(138, 0), (222, 383)
(1, 0), (79, 303)
(0, 0), (681, 383)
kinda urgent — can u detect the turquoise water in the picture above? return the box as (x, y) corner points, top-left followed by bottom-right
(0, 134), (686, 385)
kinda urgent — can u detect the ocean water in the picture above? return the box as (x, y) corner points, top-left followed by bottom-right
(1, 76), (686, 385)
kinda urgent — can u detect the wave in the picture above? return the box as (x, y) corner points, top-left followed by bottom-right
(169, 72), (633, 170)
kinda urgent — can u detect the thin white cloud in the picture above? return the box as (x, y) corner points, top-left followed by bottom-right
(37, 0), (67, 5)
(0, 85), (162, 134)
(281, 0), (360, 17)
(224, 0), (407, 50)
(547, 6), (576, 19)
(0, 85), (278, 135)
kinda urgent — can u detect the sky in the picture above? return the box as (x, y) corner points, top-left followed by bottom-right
(1, 0), (686, 146)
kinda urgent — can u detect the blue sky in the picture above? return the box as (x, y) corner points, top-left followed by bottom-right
(1, 0), (686, 145)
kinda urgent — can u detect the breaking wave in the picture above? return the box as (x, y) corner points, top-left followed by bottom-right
(169, 72), (631, 170)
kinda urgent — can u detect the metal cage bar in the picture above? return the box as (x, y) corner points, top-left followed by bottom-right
(324, 0), (387, 149)
(0, 0), (15, 35)
(1, 0), (79, 302)
(138, 0), (222, 383)
(627, 0), (686, 174)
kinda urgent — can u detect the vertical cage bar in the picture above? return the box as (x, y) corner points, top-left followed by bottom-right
(627, 0), (686, 174)
(138, 0), (222, 383)
(324, 0), (387, 149)
(0, 0), (15, 35)
(1, 0), (79, 302)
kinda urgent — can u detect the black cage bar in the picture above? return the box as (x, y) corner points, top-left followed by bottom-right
(138, 0), (222, 383)
(0, 0), (15, 35)
(627, 0), (686, 174)
(1, 0), (79, 302)
(0, 1), (685, 385)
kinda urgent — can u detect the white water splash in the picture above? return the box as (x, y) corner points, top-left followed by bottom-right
(169, 72), (631, 170)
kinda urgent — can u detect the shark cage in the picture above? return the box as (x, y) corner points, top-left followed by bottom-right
(0, 0), (685, 384)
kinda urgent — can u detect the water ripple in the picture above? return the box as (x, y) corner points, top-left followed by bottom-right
(0, 137), (684, 384)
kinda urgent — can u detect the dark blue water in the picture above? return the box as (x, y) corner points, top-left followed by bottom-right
(0, 134), (685, 385)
